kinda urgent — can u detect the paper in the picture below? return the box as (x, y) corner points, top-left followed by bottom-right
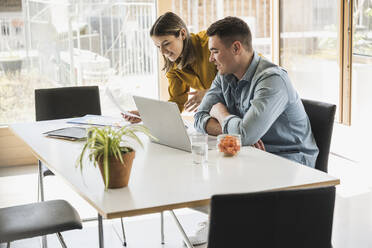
(105, 88), (140, 118)
(67, 114), (127, 127)
(121, 110), (140, 118)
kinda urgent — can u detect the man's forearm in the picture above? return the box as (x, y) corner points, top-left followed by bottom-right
(205, 117), (223, 136)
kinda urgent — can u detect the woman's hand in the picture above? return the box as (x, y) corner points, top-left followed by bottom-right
(121, 110), (141, 124)
(184, 90), (207, 112)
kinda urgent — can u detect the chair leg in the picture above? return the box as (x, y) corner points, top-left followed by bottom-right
(161, 211), (165, 244)
(120, 218), (127, 246)
(56, 232), (67, 248)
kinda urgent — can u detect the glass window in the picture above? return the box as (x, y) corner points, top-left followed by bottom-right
(280, 0), (341, 120)
(351, 0), (372, 125)
(171, 0), (272, 59)
(0, 0), (157, 125)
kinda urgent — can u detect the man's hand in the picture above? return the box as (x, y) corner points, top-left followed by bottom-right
(252, 139), (266, 151)
(210, 102), (230, 125)
(184, 90), (207, 112)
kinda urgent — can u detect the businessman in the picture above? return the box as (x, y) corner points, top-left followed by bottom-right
(194, 16), (319, 168)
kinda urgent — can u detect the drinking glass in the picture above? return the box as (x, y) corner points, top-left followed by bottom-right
(190, 133), (208, 164)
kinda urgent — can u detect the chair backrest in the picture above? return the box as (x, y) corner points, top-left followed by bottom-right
(301, 99), (336, 173)
(208, 186), (336, 248)
(35, 86), (101, 121)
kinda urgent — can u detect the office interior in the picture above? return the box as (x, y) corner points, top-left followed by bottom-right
(1, 0), (372, 247)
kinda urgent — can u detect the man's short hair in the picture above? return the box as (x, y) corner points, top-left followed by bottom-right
(207, 16), (253, 52)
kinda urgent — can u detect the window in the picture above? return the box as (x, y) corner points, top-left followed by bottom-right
(171, 0), (272, 58)
(351, 0), (372, 125)
(0, 0), (157, 125)
(279, 0), (341, 121)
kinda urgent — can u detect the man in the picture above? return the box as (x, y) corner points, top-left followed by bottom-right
(195, 16), (319, 168)
(188, 16), (319, 247)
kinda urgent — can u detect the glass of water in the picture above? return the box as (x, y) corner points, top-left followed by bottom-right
(190, 133), (208, 165)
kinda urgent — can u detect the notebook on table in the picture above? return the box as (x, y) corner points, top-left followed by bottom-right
(43, 127), (87, 141)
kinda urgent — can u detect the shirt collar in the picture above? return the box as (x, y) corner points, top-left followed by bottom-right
(240, 51), (259, 83)
(224, 51), (260, 86)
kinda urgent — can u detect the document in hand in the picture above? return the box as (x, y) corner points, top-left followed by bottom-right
(43, 127), (87, 141)
(105, 88), (140, 118)
(67, 114), (127, 127)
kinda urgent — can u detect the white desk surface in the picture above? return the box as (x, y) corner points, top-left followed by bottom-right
(10, 120), (340, 219)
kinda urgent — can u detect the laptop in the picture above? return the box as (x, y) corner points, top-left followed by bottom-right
(133, 96), (217, 152)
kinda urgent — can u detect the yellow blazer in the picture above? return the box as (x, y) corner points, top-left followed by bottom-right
(166, 30), (217, 112)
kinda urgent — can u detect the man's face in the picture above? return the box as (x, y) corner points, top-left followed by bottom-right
(208, 35), (236, 75)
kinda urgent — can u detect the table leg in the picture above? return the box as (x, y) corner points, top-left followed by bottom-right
(161, 211), (165, 244)
(98, 214), (104, 248)
(41, 236), (48, 248)
(169, 210), (194, 248)
(38, 161), (47, 248)
(120, 218), (127, 246)
(38, 160), (45, 202)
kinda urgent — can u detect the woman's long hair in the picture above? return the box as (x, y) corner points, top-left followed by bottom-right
(150, 12), (195, 72)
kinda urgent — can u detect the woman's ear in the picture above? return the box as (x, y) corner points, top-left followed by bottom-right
(180, 28), (187, 40)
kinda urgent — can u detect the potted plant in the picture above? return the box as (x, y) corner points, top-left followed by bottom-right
(77, 124), (156, 190)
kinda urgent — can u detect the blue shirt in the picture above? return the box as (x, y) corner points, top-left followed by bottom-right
(194, 51), (319, 168)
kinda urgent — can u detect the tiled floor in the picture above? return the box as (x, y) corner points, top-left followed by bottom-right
(1, 154), (372, 247)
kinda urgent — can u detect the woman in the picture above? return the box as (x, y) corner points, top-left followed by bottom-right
(123, 11), (217, 123)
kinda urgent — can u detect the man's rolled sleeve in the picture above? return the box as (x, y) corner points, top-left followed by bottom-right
(222, 115), (239, 133)
(194, 113), (212, 134)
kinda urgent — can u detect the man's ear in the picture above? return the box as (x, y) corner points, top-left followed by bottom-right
(232, 41), (241, 54)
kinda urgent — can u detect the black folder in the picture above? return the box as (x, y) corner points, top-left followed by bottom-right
(43, 127), (87, 141)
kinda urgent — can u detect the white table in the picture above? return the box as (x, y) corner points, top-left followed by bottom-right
(10, 119), (340, 247)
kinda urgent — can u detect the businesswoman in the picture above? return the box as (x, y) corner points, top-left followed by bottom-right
(123, 11), (217, 123)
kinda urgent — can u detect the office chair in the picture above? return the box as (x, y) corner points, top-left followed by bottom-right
(34, 86), (127, 246)
(35, 86), (102, 202)
(302, 99), (336, 173)
(0, 200), (82, 248)
(208, 186), (336, 248)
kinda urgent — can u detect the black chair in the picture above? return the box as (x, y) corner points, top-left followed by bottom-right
(34, 86), (102, 246)
(35, 86), (102, 121)
(207, 186), (336, 248)
(302, 99), (336, 173)
(0, 200), (82, 248)
(35, 86), (102, 201)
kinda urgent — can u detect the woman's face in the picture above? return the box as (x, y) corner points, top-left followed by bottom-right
(151, 29), (186, 62)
